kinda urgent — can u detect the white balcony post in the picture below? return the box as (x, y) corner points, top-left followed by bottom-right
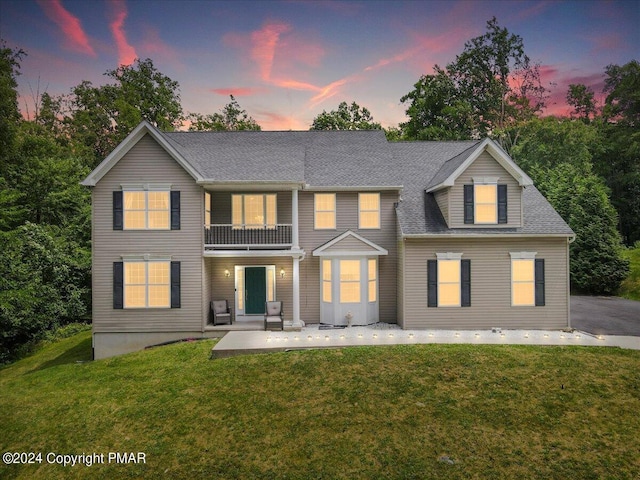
(292, 256), (302, 328)
(292, 189), (299, 249)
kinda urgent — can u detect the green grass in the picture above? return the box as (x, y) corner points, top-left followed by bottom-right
(1, 333), (639, 480)
(620, 243), (640, 301)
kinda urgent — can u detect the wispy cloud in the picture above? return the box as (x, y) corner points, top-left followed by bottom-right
(250, 21), (291, 81)
(211, 87), (267, 97)
(36, 0), (96, 56)
(108, 0), (137, 66)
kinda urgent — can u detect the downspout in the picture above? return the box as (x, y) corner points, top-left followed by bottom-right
(567, 235), (576, 329)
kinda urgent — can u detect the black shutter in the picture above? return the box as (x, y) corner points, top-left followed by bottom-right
(461, 259), (471, 307)
(427, 260), (438, 307)
(171, 191), (181, 230)
(464, 185), (474, 224)
(535, 259), (545, 306)
(171, 261), (181, 308)
(113, 191), (123, 230)
(113, 262), (124, 309)
(498, 184), (508, 224)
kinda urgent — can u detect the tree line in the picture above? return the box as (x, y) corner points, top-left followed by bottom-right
(0, 18), (637, 361)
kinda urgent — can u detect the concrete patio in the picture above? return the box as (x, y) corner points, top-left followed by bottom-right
(210, 323), (640, 358)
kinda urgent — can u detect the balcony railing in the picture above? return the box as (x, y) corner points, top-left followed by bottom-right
(205, 224), (293, 249)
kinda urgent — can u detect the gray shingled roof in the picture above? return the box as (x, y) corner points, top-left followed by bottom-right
(158, 129), (572, 237)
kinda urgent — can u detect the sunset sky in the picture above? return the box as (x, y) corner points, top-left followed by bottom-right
(1, 0), (638, 130)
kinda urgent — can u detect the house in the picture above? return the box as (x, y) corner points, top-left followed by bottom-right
(82, 121), (575, 359)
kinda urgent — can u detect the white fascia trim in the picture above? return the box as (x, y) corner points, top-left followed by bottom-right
(426, 138), (533, 192)
(198, 181), (305, 191)
(313, 250), (388, 257)
(312, 230), (389, 256)
(81, 121), (202, 186)
(120, 183), (173, 191)
(304, 185), (403, 192)
(509, 251), (538, 259)
(203, 249), (305, 259)
(402, 233), (574, 239)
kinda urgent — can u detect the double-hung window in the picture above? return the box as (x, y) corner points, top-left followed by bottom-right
(315, 193), (336, 229)
(428, 253), (471, 308)
(232, 194), (276, 228)
(359, 193), (380, 229)
(124, 261), (170, 308)
(464, 179), (507, 225)
(124, 191), (170, 229)
(510, 252), (545, 306)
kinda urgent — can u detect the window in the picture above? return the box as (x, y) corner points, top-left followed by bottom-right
(322, 259), (332, 302)
(464, 183), (507, 225)
(340, 260), (361, 303)
(510, 252), (545, 306)
(359, 193), (380, 229)
(232, 194), (276, 228)
(204, 192), (211, 226)
(428, 254), (470, 308)
(474, 184), (497, 224)
(315, 194), (336, 229)
(368, 258), (377, 302)
(438, 259), (461, 307)
(124, 262), (170, 308)
(124, 191), (169, 229)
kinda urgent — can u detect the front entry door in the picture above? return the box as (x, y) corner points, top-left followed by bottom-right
(245, 267), (266, 314)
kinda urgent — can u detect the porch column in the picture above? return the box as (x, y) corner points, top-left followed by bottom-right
(292, 256), (302, 327)
(292, 189), (299, 249)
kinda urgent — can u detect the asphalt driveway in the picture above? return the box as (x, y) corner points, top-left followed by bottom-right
(571, 296), (640, 336)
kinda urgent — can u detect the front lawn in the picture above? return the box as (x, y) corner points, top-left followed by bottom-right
(1, 332), (639, 479)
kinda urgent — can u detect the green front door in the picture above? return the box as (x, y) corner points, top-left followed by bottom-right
(245, 267), (266, 314)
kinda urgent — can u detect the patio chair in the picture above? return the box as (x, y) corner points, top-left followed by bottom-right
(211, 300), (232, 325)
(264, 301), (284, 331)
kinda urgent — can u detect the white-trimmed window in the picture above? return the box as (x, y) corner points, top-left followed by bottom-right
(368, 258), (377, 302)
(340, 259), (361, 303)
(315, 193), (336, 229)
(232, 194), (276, 228)
(511, 252), (536, 306)
(322, 259), (332, 302)
(124, 191), (170, 229)
(124, 261), (170, 308)
(359, 193), (380, 229)
(474, 184), (497, 224)
(438, 257), (461, 307)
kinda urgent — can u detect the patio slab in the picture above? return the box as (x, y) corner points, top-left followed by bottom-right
(210, 325), (640, 358)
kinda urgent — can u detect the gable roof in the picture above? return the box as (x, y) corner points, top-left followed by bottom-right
(425, 138), (533, 192)
(81, 121), (202, 187)
(312, 230), (388, 256)
(82, 121), (572, 238)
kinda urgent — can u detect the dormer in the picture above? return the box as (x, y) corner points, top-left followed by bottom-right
(426, 139), (533, 229)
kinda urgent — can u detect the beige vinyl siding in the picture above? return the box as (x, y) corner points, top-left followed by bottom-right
(92, 134), (204, 333)
(449, 152), (522, 228)
(205, 257), (293, 322)
(402, 237), (569, 329)
(210, 191), (292, 224)
(434, 189), (449, 226)
(298, 191), (398, 324)
(322, 236), (381, 253)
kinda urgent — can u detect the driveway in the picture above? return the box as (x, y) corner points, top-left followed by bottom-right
(571, 296), (640, 336)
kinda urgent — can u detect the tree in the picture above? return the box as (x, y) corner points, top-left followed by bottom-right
(63, 58), (183, 165)
(512, 117), (629, 294)
(310, 101), (381, 130)
(188, 95), (261, 131)
(0, 40), (23, 165)
(603, 60), (640, 125)
(400, 68), (473, 140)
(401, 18), (546, 144)
(567, 84), (597, 121)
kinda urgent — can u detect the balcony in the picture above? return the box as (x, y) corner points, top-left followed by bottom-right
(205, 224), (293, 250)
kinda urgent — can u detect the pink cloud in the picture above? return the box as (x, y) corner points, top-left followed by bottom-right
(250, 21), (292, 81)
(211, 87), (267, 97)
(256, 110), (309, 131)
(36, 0), (96, 56)
(139, 26), (180, 64)
(539, 66), (606, 117)
(108, 0), (137, 66)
